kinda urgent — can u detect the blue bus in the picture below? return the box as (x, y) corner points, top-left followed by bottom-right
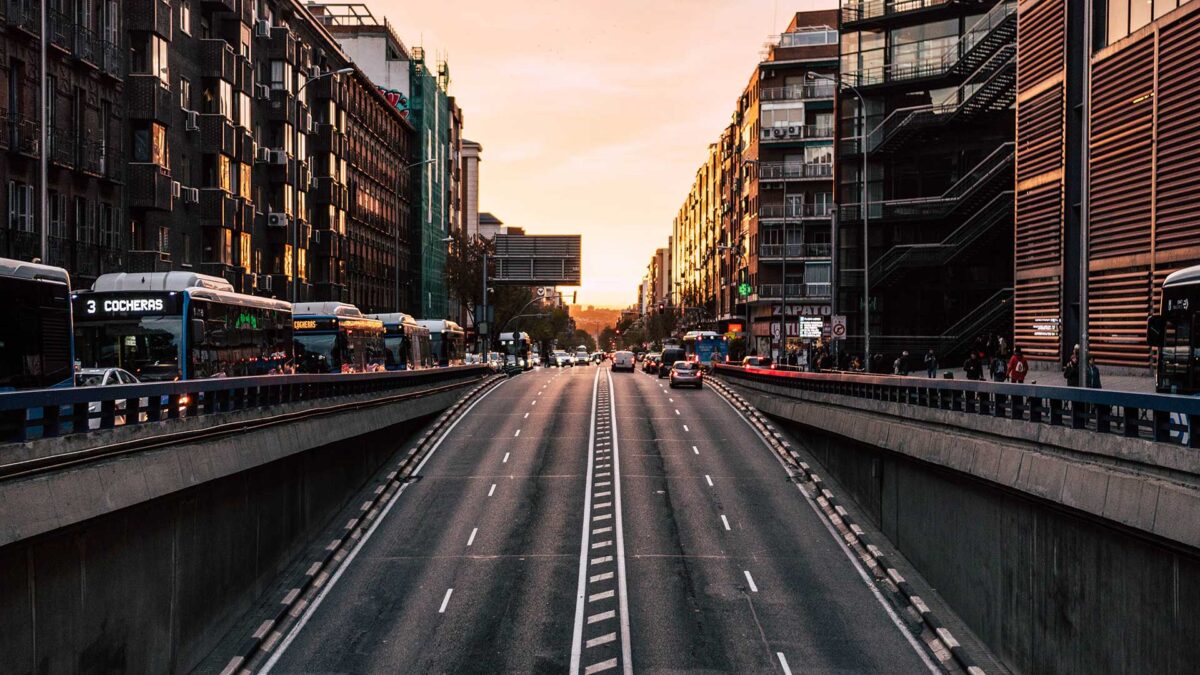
(73, 272), (292, 381)
(369, 312), (434, 371)
(418, 320), (466, 367)
(0, 257), (74, 390)
(293, 302), (387, 374)
(682, 330), (729, 366)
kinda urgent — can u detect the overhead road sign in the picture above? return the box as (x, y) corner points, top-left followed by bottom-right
(493, 235), (582, 285)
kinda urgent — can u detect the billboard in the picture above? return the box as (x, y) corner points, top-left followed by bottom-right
(493, 234), (582, 285)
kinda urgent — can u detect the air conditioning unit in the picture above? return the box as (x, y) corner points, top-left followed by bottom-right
(269, 149), (287, 166)
(787, 125), (799, 137)
(267, 212), (289, 228)
(773, 127), (786, 138)
(254, 20), (271, 37)
(255, 83), (271, 100)
(256, 146), (272, 163)
(182, 187), (200, 204)
(312, 229), (328, 246)
(185, 110), (200, 131)
(171, 181), (182, 199)
(258, 274), (273, 291)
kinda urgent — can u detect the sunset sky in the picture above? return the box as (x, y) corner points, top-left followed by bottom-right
(375, 0), (834, 308)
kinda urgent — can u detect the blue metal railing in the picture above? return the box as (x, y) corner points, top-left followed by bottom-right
(0, 366), (492, 443)
(714, 365), (1200, 448)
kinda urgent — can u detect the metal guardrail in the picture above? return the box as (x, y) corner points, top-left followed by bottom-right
(0, 366), (492, 443)
(714, 364), (1200, 447)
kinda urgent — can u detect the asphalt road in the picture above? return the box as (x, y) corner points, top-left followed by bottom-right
(262, 363), (939, 674)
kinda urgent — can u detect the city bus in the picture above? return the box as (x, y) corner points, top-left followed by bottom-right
(368, 312), (434, 371)
(0, 257), (74, 390)
(73, 272), (292, 381)
(682, 330), (729, 366)
(418, 320), (466, 366)
(293, 302), (387, 374)
(499, 331), (533, 370)
(1148, 264), (1200, 395)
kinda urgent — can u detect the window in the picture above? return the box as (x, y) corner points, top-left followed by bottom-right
(132, 122), (170, 167)
(75, 198), (95, 244)
(237, 162), (252, 198)
(48, 192), (68, 239)
(131, 34), (169, 86)
(269, 60), (293, 92)
(7, 181), (33, 232)
(159, 226), (170, 253)
(202, 80), (233, 119)
(100, 204), (119, 248)
(182, 233), (192, 264)
(204, 154), (233, 191)
(234, 92), (251, 129)
(180, 1), (191, 34)
(180, 77), (191, 110)
(239, 232), (251, 270)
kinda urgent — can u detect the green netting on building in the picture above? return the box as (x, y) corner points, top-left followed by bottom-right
(410, 49), (451, 320)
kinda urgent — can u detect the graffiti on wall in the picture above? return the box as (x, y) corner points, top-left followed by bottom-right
(379, 88), (409, 119)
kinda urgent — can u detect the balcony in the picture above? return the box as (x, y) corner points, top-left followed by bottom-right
(236, 56), (255, 94)
(758, 242), (833, 261)
(102, 148), (126, 183)
(759, 124), (834, 144)
(312, 176), (349, 209)
(237, 198), (255, 232)
(78, 140), (106, 177)
(73, 242), (125, 280)
(128, 76), (175, 125)
(128, 164), (174, 211)
(0, 229), (38, 262)
(47, 127), (77, 168)
(200, 189), (237, 228)
(759, 203), (834, 221)
(841, 0), (954, 27)
(311, 123), (344, 155)
(6, 0), (39, 36)
(127, 250), (173, 273)
(98, 39), (122, 79)
(200, 115), (237, 157)
(200, 39), (238, 83)
(6, 112), (39, 157)
(266, 26), (298, 64)
(760, 82), (836, 102)
(265, 89), (297, 125)
(125, 0), (173, 38)
(755, 283), (832, 300)
(758, 162), (833, 181)
(47, 9), (75, 52)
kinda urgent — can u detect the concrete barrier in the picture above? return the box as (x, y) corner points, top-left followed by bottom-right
(0, 374), (484, 674)
(720, 374), (1200, 674)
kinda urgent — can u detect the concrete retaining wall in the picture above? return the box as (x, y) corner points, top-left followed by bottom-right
(0, 380), (476, 674)
(724, 376), (1200, 674)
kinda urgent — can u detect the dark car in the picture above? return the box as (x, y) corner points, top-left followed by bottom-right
(669, 361), (703, 388)
(643, 352), (661, 373)
(658, 347), (686, 378)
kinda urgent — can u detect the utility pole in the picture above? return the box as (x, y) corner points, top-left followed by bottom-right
(39, 0), (48, 262)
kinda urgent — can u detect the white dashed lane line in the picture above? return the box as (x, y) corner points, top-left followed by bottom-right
(720, 515), (731, 531)
(744, 570), (758, 593)
(692, 446), (699, 455)
(488, 483), (496, 497)
(503, 452), (510, 463)
(515, 429), (521, 437)
(705, 475), (713, 487)
(777, 652), (793, 675)
(467, 528), (478, 547)
(438, 588), (454, 613)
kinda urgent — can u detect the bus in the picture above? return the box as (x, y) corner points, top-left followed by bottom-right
(0, 257), (74, 390)
(73, 272), (292, 381)
(499, 331), (533, 370)
(418, 320), (465, 367)
(293, 302), (387, 374)
(369, 312), (434, 371)
(682, 330), (729, 366)
(1149, 264), (1200, 394)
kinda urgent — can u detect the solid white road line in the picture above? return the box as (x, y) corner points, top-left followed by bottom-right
(569, 366), (604, 674)
(744, 570), (759, 593)
(777, 652), (793, 675)
(467, 528), (478, 547)
(438, 588), (454, 613)
(713, 392), (940, 673)
(488, 483), (496, 497)
(607, 368), (634, 675)
(721, 515), (731, 531)
(262, 378), (508, 673)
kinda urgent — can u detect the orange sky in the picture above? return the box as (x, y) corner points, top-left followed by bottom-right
(374, 0), (834, 307)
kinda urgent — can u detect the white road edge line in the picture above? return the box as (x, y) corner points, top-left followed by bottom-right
(777, 652), (793, 675)
(261, 377), (508, 674)
(713, 389), (940, 674)
(569, 366), (603, 675)
(607, 367), (634, 675)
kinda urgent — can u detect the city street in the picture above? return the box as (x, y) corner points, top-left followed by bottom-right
(260, 365), (940, 674)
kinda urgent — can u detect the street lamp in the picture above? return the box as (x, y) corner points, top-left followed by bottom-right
(395, 157), (437, 312)
(293, 67), (354, 304)
(809, 70), (869, 368)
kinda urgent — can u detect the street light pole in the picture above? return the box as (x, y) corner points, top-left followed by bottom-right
(293, 67), (353, 305)
(810, 71), (868, 367)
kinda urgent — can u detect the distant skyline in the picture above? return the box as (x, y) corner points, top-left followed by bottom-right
(374, 0), (835, 307)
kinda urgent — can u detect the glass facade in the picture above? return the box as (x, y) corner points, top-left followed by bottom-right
(1104, 0), (1193, 44)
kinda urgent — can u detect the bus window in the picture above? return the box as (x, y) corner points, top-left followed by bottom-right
(1160, 316), (1193, 394)
(75, 318), (183, 382)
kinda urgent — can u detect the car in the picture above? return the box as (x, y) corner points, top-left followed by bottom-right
(75, 367), (147, 429)
(635, 352), (645, 362)
(658, 346), (686, 378)
(643, 352), (661, 373)
(612, 350), (636, 372)
(669, 360), (703, 388)
(552, 350), (573, 367)
(574, 350), (590, 365)
(742, 355), (772, 368)
(530, 353), (541, 367)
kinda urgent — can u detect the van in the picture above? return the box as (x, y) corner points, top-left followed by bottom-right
(612, 350), (636, 372)
(658, 346), (686, 378)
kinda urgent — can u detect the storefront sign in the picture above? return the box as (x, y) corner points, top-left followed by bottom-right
(771, 304), (832, 317)
(1033, 316), (1060, 338)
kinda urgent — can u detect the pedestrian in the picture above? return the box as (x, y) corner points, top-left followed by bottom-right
(924, 349), (938, 378)
(964, 352), (982, 380)
(991, 355), (1006, 382)
(1063, 352), (1080, 387)
(1087, 356), (1101, 389)
(871, 353), (884, 374)
(1007, 346), (1028, 383)
(998, 336), (1009, 359)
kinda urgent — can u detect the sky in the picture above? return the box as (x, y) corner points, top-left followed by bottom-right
(374, 0), (834, 308)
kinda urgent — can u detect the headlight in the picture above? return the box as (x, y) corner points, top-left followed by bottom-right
(518, 358), (526, 366)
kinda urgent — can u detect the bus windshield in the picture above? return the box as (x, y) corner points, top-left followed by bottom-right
(0, 274), (73, 390)
(295, 333), (339, 373)
(75, 318), (182, 382)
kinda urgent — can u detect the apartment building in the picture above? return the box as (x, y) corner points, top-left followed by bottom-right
(837, 0), (1016, 365)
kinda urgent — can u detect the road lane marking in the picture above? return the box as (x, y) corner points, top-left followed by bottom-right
(590, 590), (615, 602)
(261, 376), (510, 673)
(705, 475), (714, 487)
(607, 368), (634, 675)
(777, 652), (793, 675)
(588, 610), (616, 624)
(571, 366), (605, 673)
(524, 412), (530, 419)
(439, 588), (454, 613)
(593, 526), (612, 534)
(721, 515), (731, 531)
(488, 483), (496, 497)
(503, 452), (510, 463)
(587, 633), (617, 648)
(683, 424), (690, 432)
(467, 528), (478, 547)
(744, 571), (759, 592)
(693, 445), (699, 455)
(591, 572), (613, 582)
(514, 429), (521, 437)
(585, 658), (617, 674)
(675, 409), (680, 415)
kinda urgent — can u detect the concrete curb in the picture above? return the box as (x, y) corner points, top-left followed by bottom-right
(709, 376), (985, 675)
(220, 374), (508, 675)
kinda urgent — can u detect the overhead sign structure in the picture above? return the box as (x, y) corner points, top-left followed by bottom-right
(493, 235), (582, 286)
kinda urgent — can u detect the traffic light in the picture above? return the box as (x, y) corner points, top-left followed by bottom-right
(657, 301), (665, 313)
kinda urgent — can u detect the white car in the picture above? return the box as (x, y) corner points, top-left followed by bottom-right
(552, 351), (572, 367)
(612, 351), (636, 372)
(574, 351), (590, 365)
(75, 367), (145, 429)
